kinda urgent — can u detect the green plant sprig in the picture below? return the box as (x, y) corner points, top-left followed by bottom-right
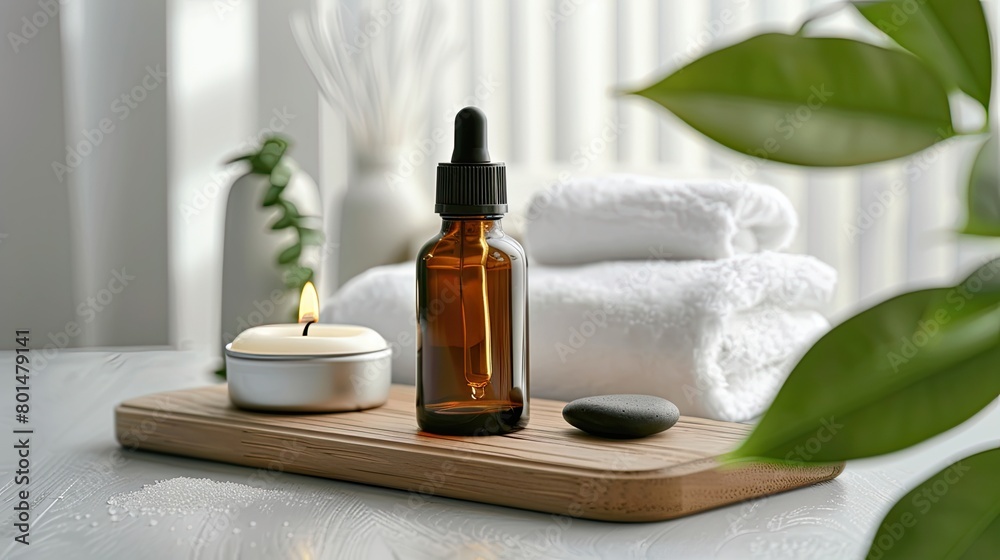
(226, 135), (325, 298)
(215, 136), (325, 380)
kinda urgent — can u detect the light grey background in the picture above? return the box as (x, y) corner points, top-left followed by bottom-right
(2, 0), (999, 352)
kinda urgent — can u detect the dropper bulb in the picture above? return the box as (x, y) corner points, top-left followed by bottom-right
(451, 106), (490, 163)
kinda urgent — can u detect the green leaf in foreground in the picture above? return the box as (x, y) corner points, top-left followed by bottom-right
(628, 34), (954, 166)
(855, 0), (992, 109)
(865, 448), (1000, 560)
(730, 259), (1000, 463)
(961, 135), (1000, 237)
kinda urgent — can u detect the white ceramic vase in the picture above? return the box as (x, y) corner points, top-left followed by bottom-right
(220, 159), (322, 352)
(336, 153), (430, 285)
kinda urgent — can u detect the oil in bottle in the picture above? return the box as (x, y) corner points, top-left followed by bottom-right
(416, 106), (528, 435)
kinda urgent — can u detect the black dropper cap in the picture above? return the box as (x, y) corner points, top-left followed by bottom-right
(435, 106), (507, 216)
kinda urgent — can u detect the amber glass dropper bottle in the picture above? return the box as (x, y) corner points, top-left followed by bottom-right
(416, 106), (528, 435)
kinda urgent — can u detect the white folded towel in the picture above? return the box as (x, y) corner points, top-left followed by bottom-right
(323, 252), (835, 422)
(524, 175), (798, 264)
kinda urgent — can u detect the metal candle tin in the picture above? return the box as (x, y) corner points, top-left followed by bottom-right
(224, 324), (392, 412)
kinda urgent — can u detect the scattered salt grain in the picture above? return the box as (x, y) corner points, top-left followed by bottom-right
(106, 477), (280, 518)
(149, 519), (158, 526)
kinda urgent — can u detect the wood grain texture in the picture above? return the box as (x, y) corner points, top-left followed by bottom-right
(115, 384), (843, 522)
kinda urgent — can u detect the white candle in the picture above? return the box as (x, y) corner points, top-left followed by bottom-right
(229, 323), (388, 356)
(227, 282), (387, 356)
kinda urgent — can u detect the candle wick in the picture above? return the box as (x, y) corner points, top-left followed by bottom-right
(302, 321), (316, 336)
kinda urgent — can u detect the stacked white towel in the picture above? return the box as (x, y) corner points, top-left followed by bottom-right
(524, 175), (798, 263)
(323, 176), (835, 422)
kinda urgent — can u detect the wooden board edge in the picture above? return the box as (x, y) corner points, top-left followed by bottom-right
(115, 405), (845, 523)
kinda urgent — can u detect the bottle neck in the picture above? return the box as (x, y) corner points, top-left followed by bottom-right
(439, 215), (505, 235)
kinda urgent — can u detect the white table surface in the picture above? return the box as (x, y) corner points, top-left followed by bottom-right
(1, 350), (997, 560)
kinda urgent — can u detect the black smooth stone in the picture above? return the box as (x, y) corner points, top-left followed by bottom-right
(562, 394), (680, 439)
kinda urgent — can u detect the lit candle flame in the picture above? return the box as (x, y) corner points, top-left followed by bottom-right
(298, 281), (319, 324)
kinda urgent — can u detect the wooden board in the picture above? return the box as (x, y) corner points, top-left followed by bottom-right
(115, 384), (843, 522)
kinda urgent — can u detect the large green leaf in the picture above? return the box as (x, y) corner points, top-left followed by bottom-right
(731, 259), (1000, 463)
(855, 0), (992, 109)
(629, 34), (954, 166)
(865, 448), (1000, 560)
(962, 135), (1000, 236)
(929, 255), (1000, 323)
